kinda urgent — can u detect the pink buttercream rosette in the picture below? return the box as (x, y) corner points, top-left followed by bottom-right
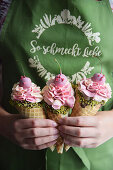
(42, 78), (75, 110)
(78, 78), (112, 102)
(11, 82), (43, 103)
(10, 76), (46, 119)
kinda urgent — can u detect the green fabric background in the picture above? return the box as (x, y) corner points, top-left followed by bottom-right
(0, 0), (113, 170)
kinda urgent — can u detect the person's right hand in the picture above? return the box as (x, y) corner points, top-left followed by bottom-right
(1, 113), (59, 150)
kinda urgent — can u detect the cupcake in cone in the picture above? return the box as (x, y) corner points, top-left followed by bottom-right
(11, 76), (46, 119)
(72, 73), (112, 116)
(65, 73), (112, 151)
(42, 72), (75, 154)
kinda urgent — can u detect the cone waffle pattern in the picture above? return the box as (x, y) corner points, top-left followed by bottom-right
(16, 106), (46, 119)
(47, 109), (68, 154)
(71, 92), (101, 117)
(65, 91), (101, 151)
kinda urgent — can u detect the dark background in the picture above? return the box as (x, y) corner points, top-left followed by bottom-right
(0, 59), (2, 102)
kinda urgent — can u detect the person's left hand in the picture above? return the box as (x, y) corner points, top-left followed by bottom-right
(58, 110), (113, 148)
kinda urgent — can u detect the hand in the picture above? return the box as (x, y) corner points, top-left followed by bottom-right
(58, 110), (113, 148)
(1, 113), (59, 150)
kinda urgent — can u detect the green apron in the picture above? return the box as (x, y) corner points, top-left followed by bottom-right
(0, 0), (113, 170)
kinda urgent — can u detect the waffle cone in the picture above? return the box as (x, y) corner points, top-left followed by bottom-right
(47, 108), (68, 154)
(65, 91), (101, 151)
(71, 92), (101, 117)
(16, 106), (46, 119)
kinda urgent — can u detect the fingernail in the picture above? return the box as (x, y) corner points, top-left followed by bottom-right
(54, 134), (59, 139)
(58, 119), (63, 124)
(64, 140), (70, 144)
(54, 129), (59, 134)
(60, 131), (64, 136)
(52, 122), (58, 127)
(58, 126), (62, 131)
(52, 140), (57, 144)
(51, 140), (57, 145)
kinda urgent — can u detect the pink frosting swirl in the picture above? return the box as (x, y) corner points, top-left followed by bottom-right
(78, 78), (112, 102)
(42, 75), (75, 110)
(11, 82), (43, 103)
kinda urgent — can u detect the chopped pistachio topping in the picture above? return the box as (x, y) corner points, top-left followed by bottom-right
(77, 90), (106, 108)
(45, 103), (70, 115)
(71, 84), (78, 89)
(10, 99), (43, 108)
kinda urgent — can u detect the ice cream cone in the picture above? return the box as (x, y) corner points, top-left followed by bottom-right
(16, 105), (46, 119)
(71, 91), (101, 117)
(64, 90), (101, 151)
(11, 76), (45, 119)
(65, 71), (112, 152)
(47, 108), (69, 154)
(42, 72), (75, 154)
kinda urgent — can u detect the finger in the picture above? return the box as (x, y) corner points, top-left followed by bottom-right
(21, 140), (57, 150)
(64, 139), (97, 148)
(61, 132), (97, 148)
(24, 134), (59, 146)
(18, 127), (59, 138)
(83, 144), (98, 148)
(14, 119), (57, 132)
(36, 140), (57, 150)
(59, 125), (98, 138)
(58, 116), (98, 127)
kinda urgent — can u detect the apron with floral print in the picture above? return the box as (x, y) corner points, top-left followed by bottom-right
(0, 0), (113, 169)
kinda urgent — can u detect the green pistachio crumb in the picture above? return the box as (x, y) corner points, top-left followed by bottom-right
(9, 99), (43, 108)
(77, 90), (106, 108)
(45, 103), (70, 115)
